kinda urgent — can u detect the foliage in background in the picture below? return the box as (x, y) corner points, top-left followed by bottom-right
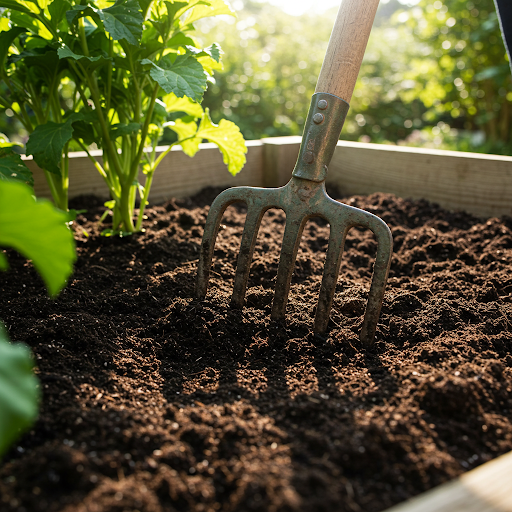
(199, 0), (511, 155)
(199, 0), (333, 140)
(0, 178), (76, 460)
(0, 0), (247, 232)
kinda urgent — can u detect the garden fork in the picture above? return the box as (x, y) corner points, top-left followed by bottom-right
(196, 0), (392, 346)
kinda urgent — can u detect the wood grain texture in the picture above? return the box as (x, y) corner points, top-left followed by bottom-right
(329, 141), (512, 218)
(383, 450), (512, 512)
(26, 141), (264, 203)
(315, 0), (380, 102)
(26, 137), (512, 219)
(261, 136), (301, 187)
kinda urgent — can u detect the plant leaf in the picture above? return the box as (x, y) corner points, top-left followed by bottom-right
(0, 250), (8, 270)
(8, 11), (53, 39)
(109, 122), (141, 139)
(0, 0), (33, 14)
(196, 109), (246, 175)
(0, 180), (76, 297)
(142, 54), (207, 102)
(25, 114), (83, 175)
(0, 323), (39, 460)
(184, 0), (235, 26)
(165, 116), (200, 156)
(65, 5), (98, 26)
(57, 45), (111, 70)
(48, 0), (71, 30)
(97, 0), (143, 45)
(162, 92), (203, 117)
(0, 148), (33, 186)
(0, 27), (25, 70)
(166, 31), (195, 49)
(185, 42), (221, 62)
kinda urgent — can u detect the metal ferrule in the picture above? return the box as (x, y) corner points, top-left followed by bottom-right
(292, 92), (350, 183)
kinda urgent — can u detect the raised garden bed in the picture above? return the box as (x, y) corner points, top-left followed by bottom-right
(0, 185), (511, 512)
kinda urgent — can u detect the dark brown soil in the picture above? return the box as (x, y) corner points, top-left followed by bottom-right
(1, 188), (511, 512)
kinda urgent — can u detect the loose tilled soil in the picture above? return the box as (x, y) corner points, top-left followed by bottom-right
(1, 188), (512, 512)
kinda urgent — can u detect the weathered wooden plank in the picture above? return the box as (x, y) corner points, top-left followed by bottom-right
(383, 450), (512, 512)
(261, 136), (301, 187)
(25, 137), (512, 219)
(330, 141), (512, 219)
(26, 141), (264, 203)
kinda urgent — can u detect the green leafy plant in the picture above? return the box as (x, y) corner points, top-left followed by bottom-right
(0, 322), (39, 459)
(0, 179), (76, 295)
(0, 179), (76, 459)
(0, 0), (247, 233)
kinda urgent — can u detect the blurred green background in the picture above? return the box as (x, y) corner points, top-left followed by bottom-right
(197, 0), (512, 155)
(1, 0), (510, 155)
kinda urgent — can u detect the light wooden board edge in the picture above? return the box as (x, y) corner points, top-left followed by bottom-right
(26, 141), (264, 203)
(26, 137), (512, 219)
(330, 141), (512, 219)
(383, 450), (512, 512)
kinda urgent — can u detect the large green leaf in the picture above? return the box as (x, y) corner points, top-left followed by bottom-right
(165, 115), (200, 156)
(0, 180), (76, 297)
(166, 31), (195, 50)
(25, 114), (83, 175)
(0, 0), (33, 14)
(0, 148), (33, 186)
(48, 0), (71, 30)
(184, 0), (234, 26)
(8, 11), (53, 39)
(142, 54), (207, 102)
(161, 92), (203, 117)
(57, 45), (111, 71)
(0, 323), (39, 460)
(65, 4), (99, 25)
(196, 109), (246, 175)
(0, 27), (25, 70)
(98, 0), (143, 45)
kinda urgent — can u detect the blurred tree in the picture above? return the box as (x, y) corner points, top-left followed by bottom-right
(199, 1), (334, 140)
(198, 0), (511, 154)
(401, 0), (512, 152)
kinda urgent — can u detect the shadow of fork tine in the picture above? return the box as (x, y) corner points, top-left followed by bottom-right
(231, 206), (266, 308)
(314, 223), (349, 334)
(271, 213), (308, 321)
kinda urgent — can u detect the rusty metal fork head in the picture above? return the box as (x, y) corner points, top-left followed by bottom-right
(196, 93), (393, 346)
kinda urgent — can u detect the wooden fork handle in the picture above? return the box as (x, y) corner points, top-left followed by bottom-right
(315, 0), (380, 103)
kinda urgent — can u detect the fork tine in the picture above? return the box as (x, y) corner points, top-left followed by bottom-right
(231, 206), (267, 308)
(359, 221), (393, 344)
(196, 190), (241, 298)
(314, 222), (349, 333)
(271, 212), (309, 320)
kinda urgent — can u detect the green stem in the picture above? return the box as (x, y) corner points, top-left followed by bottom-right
(78, 18), (90, 57)
(152, 136), (196, 170)
(106, 37), (113, 113)
(135, 171), (154, 231)
(130, 85), (159, 184)
(44, 171), (67, 211)
(118, 184), (136, 232)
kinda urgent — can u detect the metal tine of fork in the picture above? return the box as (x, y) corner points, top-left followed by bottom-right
(231, 206), (268, 308)
(197, 189), (245, 299)
(314, 221), (349, 333)
(359, 220), (393, 344)
(270, 212), (310, 321)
